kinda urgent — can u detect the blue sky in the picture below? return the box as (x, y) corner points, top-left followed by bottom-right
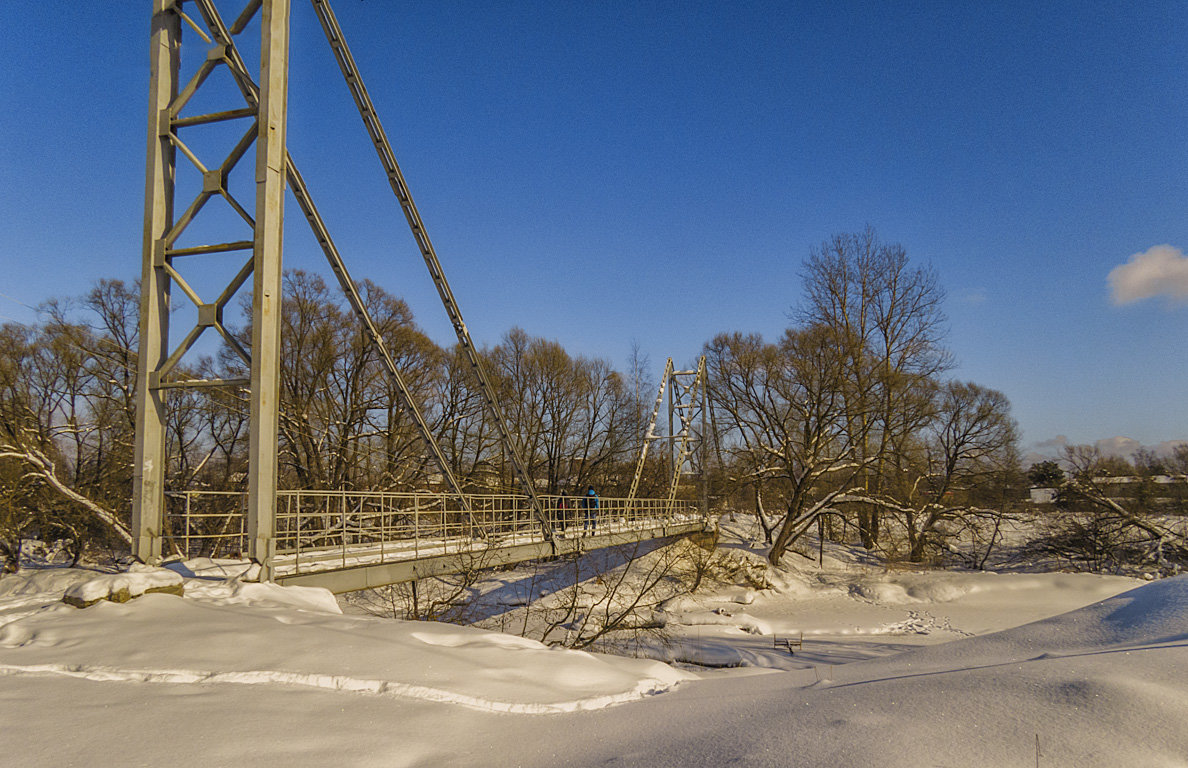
(2, 1), (1187, 450)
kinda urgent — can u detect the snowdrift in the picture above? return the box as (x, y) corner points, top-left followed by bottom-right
(0, 565), (691, 716)
(543, 576), (1188, 768)
(1, 564), (1185, 767)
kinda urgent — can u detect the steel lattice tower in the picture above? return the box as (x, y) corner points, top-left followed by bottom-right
(132, 0), (290, 573)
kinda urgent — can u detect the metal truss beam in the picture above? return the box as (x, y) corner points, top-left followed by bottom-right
(245, 0), (290, 578)
(133, 0), (289, 569)
(627, 358), (673, 504)
(666, 357), (707, 511)
(132, 0), (181, 562)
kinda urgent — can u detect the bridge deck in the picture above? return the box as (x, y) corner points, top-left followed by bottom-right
(167, 491), (709, 593)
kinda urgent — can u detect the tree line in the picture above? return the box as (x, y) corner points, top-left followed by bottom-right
(0, 271), (663, 569)
(7, 228), (1180, 574)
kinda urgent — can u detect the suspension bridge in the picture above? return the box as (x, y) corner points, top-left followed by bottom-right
(131, 0), (712, 592)
(167, 490), (705, 593)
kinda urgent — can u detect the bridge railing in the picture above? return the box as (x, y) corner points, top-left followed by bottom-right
(273, 491), (704, 575)
(165, 490), (248, 558)
(165, 490), (704, 572)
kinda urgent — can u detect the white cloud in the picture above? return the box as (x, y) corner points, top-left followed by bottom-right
(1153, 440), (1188, 457)
(1027, 436), (1186, 466)
(1094, 436), (1142, 459)
(1034, 435), (1070, 452)
(1108, 244), (1188, 305)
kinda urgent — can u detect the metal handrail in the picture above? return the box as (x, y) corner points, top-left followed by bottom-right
(166, 489), (705, 575)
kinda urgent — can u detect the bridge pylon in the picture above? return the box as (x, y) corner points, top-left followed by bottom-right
(132, 0), (291, 574)
(627, 357), (710, 516)
(130, 0), (554, 576)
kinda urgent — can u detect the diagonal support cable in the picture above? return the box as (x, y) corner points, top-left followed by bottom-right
(309, 0), (552, 541)
(286, 157), (486, 537)
(190, 0), (486, 536)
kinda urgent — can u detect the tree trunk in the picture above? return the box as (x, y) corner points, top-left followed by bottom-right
(858, 507), (877, 549)
(769, 500), (806, 565)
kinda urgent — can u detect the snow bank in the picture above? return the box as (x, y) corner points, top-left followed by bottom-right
(1, 557), (1179, 768)
(182, 576), (343, 614)
(0, 564), (694, 719)
(504, 576), (1188, 768)
(879, 573), (1188, 674)
(651, 567), (1141, 671)
(0, 565), (102, 599)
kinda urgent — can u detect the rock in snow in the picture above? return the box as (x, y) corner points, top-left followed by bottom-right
(61, 565), (184, 608)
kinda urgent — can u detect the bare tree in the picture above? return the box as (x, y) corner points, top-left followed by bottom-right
(799, 228), (951, 548)
(878, 381), (1019, 562)
(486, 329), (642, 495)
(269, 270), (447, 492)
(706, 325), (874, 565)
(0, 320), (133, 556)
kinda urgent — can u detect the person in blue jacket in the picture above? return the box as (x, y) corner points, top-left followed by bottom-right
(581, 485), (599, 536)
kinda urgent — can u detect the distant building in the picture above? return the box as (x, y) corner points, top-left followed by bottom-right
(1030, 487), (1058, 504)
(1028, 475), (1188, 507)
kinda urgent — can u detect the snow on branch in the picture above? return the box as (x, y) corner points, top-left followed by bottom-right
(0, 444), (132, 545)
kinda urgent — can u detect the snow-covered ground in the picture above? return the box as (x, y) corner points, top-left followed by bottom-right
(2, 525), (1186, 767)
